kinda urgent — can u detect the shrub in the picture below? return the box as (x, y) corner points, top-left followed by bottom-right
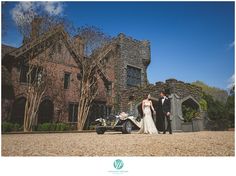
(203, 93), (225, 121)
(55, 123), (69, 131)
(203, 93), (231, 130)
(3, 122), (71, 132)
(88, 125), (96, 130)
(37, 123), (70, 131)
(2, 122), (13, 132)
(2, 122), (22, 132)
(55, 123), (62, 131)
(225, 94), (235, 128)
(199, 98), (207, 111)
(13, 123), (22, 131)
(37, 123), (52, 131)
(50, 123), (57, 131)
(182, 105), (199, 122)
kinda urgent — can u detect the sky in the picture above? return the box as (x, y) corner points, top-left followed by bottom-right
(1, 1), (235, 90)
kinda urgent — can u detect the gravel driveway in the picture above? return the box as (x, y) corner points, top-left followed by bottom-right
(1, 131), (234, 156)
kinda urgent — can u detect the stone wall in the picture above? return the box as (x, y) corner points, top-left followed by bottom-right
(164, 79), (203, 101)
(118, 78), (204, 131)
(116, 33), (150, 89)
(120, 79), (202, 113)
(94, 33), (152, 114)
(102, 33), (151, 113)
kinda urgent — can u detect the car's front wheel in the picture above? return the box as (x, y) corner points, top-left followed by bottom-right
(96, 126), (106, 134)
(122, 120), (132, 134)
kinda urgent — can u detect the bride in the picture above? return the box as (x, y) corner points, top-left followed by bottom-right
(138, 94), (158, 134)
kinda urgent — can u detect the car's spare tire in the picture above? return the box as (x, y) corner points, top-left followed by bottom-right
(96, 126), (106, 134)
(122, 120), (132, 134)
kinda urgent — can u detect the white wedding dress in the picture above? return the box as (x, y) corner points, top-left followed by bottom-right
(138, 101), (158, 134)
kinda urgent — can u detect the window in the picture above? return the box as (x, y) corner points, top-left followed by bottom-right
(68, 103), (78, 122)
(20, 65), (28, 83)
(91, 102), (110, 118)
(100, 105), (105, 118)
(106, 83), (112, 96)
(20, 65), (42, 84)
(64, 73), (71, 89)
(84, 102), (112, 129)
(127, 65), (141, 87)
(107, 106), (112, 116)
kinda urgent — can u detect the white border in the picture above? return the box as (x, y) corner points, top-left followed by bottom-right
(1, 1), (235, 176)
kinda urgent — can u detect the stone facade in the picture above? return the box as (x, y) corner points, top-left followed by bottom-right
(114, 33), (150, 89)
(1, 26), (151, 128)
(85, 33), (151, 126)
(82, 33), (151, 119)
(2, 38), (82, 124)
(119, 79), (204, 131)
(2, 25), (205, 131)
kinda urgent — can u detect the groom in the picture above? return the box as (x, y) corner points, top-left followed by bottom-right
(157, 90), (172, 134)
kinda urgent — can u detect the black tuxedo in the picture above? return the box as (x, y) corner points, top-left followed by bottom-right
(157, 97), (172, 134)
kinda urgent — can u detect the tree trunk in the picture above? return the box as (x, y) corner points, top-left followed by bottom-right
(23, 85), (45, 132)
(77, 71), (97, 130)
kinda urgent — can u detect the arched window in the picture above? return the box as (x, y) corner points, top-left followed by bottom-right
(38, 99), (54, 123)
(11, 97), (26, 125)
(181, 98), (200, 122)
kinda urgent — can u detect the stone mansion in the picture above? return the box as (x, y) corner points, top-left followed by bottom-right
(2, 23), (205, 131)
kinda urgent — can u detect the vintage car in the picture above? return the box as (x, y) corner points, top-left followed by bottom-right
(94, 112), (142, 134)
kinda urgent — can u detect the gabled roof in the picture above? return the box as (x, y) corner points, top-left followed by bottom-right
(2, 25), (82, 68)
(3, 25), (112, 86)
(1, 44), (17, 60)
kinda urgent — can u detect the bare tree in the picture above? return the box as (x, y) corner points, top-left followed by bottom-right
(76, 25), (112, 57)
(75, 25), (112, 130)
(23, 53), (47, 131)
(13, 3), (112, 131)
(16, 14), (68, 131)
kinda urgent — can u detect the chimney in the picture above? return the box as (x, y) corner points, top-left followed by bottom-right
(30, 17), (42, 40)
